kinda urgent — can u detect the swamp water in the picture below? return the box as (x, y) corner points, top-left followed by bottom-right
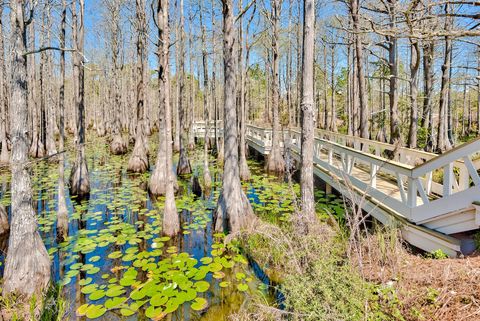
(0, 136), (287, 321)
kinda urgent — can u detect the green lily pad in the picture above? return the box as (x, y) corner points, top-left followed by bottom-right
(108, 251), (122, 259)
(89, 290), (106, 301)
(194, 281), (210, 293)
(237, 283), (249, 292)
(150, 294), (168, 307)
(200, 257), (212, 264)
(106, 285), (126, 297)
(120, 308), (136, 317)
(219, 281), (230, 288)
(76, 303), (90, 316)
(105, 297), (128, 309)
(85, 304), (106, 319)
(191, 297), (208, 311)
(86, 267), (100, 275)
(89, 256), (101, 263)
(79, 277), (93, 286)
(81, 284), (98, 294)
(208, 262), (222, 272)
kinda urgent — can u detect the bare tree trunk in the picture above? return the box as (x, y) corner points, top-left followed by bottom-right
(266, 0), (285, 175)
(0, 5), (9, 164)
(127, 0), (149, 173)
(467, 80), (472, 134)
(437, 5), (453, 152)
(173, 4), (181, 153)
(57, 0), (68, 240)
(347, 42), (354, 136)
(329, 44), (337, 132)
(477, 48), (480, 135)
(388, 34), (400, 144)
(238, 0), (250, 181)
(447, 41), (454, 146)
(177, 0), (192, 176)
(149, 12), (168, 196)
(109, 0), (127, 155)
(407, 39), (420, 148)
(461, 74), (467, 137)
(296, 1), (301, 126)
(41, 2), (57, 157)
(69, 0), (90, 197)
(287, 0), (293, 126)
(200, 7), (212, 191)
(210, 0), (219, 156)
(422, 41), (434, 151)
(323, 43), (328, 129)
(214, 0), (254, 233)
(3, 0), (50, 298)
(299, 0), (316, 233)
(188, 22), (195, 151)
(152, 0), (179, 236)
(28, 16), (44, 158)
(350, 0), (368, 138)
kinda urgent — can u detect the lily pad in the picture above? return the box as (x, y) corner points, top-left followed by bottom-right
(191, 297), (208, 311)
(194, 281), (210, 293)
(85, 304), (107, 319)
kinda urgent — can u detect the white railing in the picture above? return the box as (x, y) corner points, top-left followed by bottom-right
(288, 128), (480, 223)
(193, 121), (223, 138)
(246, 124), (272, 152)
(193, 122), (480, 224)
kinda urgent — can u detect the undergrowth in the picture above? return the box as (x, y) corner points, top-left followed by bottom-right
(234, 169), (409, 321)
(0, 283), (68, 321)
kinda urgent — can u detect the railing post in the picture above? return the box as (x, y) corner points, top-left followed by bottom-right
(407, 177), (417, 209)
(425, 172), (433, 195)
(371, 163), (377, 189)
(443, 163), (453, 196)
(458, 164), (470, 190)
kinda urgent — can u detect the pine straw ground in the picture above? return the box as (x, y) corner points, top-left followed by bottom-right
(359, 234), (480, 321)
(231, 214), (480, 321)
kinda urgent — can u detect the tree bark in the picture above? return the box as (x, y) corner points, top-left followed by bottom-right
(127, 0), (149, 173)
(109, 0), (128, 155)
(177, 0), (192, 176)
(214, 0), (254, 233)
(200, 7), (212, 191)
(57, 0), (68, 241)
(299, 0), (316, 233)
(69, 0), (91, 197)
(388, 35), (400, 144)
(173, 2), (181, 153)
(28, 15), (44, 158)
(350, 0), (368, 138)
(3, 0), (50, 297)
(407, 39), (420, 148)
(477, 48), (480, 136)
(187, 23), (196, 151)
(266, 0), (285, 175)
(238, 0), (251, 181)
(155, 0), (179, 236)
(329, 44), (337, 132)
(40, 3), (57, 157)
(437, 4), (453, 152)
(0, 4), (9, 164)
(422, 41), (434, 151)
(323, 42), (328, 129)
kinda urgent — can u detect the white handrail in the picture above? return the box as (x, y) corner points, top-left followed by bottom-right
(193, 122), (480, 224)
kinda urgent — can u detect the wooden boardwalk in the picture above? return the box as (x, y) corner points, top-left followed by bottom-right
(194, 122), (480, 257)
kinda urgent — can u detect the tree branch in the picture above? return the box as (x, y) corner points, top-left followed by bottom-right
(22, 46), (76, 56)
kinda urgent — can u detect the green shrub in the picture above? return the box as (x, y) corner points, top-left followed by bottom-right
(427, 249), (448, 260)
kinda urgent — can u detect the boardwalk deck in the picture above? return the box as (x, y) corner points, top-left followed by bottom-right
(194, 121), (480, 257)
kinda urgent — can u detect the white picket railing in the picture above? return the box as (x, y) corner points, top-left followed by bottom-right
(193, 122), (480, 226)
